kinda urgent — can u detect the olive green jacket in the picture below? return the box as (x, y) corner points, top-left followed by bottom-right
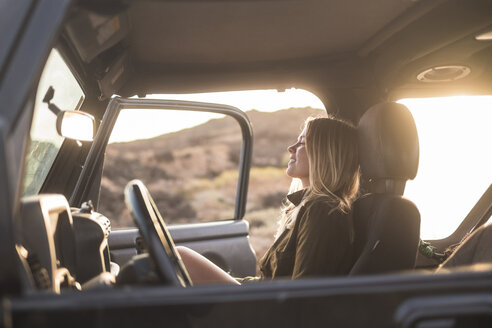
(240, 189), (356, 282)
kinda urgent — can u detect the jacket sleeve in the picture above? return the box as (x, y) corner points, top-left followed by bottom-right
(292, 203), (353, 279)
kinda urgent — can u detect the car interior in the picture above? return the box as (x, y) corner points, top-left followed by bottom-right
(5, 0), (492, 320)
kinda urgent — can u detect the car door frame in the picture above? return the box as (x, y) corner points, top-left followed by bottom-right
(0, 0), (74, 296)
(69, 97), (257, 276)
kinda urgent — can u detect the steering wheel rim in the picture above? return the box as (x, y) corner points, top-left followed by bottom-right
(124, 179), (192, 287)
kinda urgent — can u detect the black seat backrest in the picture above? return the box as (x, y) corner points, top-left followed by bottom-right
(350, 102), (421, 275)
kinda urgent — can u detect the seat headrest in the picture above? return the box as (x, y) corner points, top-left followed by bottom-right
(357, 102), (419, 182)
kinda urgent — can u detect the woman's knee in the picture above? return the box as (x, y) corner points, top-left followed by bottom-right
(176, 246), (195, 263)
(176, 245), (189, 255)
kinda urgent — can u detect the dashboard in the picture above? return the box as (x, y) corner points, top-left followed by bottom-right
(19, 195), (113, 293)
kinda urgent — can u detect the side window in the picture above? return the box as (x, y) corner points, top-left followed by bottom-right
(399, 96), (492, 240)
(100, 109), (242, 228)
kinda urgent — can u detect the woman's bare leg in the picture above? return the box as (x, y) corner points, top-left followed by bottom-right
(177, 246), (240, 285)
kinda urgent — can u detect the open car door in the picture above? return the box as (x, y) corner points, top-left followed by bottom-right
(69, 97), (257, 277)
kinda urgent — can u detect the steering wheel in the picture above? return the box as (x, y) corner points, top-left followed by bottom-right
(124, 179), (192, 287)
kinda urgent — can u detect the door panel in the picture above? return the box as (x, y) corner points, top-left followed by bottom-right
(110, 220), (256, 277)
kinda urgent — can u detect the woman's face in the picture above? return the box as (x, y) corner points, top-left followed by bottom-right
(286, 127), (310, 186)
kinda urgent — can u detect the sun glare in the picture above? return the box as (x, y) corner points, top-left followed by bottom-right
(60, 111), (94, 141)
(399, 96), (492, 240)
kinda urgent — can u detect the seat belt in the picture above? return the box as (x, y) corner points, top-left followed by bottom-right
(469, 183), (492, 233)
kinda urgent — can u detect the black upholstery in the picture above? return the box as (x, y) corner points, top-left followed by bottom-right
(350, 102), (421, 275)
(357, 102), (419, 183)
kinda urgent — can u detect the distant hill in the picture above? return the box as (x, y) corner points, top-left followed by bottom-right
(108, 106), (325, 167)
(246, 107), (326, 166)
(100, 107), (325, 228)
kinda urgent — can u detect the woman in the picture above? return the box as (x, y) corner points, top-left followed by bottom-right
(177, 116), (360, 284)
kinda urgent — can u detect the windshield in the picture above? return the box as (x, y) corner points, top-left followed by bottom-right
(23, 49), (85, 196)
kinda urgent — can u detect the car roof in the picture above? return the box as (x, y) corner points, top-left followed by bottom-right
(69, 0), (492, 120)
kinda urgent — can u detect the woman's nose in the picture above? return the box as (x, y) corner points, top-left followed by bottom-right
(287, 143), (295, 153)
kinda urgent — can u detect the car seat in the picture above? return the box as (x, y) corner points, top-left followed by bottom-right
(349, 102), (421, 275)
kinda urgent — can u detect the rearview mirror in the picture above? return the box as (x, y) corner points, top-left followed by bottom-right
(56, 110), (95, 142)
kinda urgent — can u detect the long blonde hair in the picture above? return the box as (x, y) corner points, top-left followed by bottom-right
(276, 116), (360, 237)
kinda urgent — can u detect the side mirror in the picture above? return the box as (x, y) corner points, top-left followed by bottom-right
(43, 86), (95, 142)
(56, 110), (95, 142)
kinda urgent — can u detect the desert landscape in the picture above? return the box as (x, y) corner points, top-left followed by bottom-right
(100, 107), (325, 260)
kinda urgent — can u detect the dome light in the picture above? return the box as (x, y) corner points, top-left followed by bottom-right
(416, 65), (471, 83)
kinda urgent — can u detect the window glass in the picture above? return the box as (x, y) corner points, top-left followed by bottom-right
(23, 49), (85, 196)
(399, 96), (492, 240)
(101, 109), (240, 228)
